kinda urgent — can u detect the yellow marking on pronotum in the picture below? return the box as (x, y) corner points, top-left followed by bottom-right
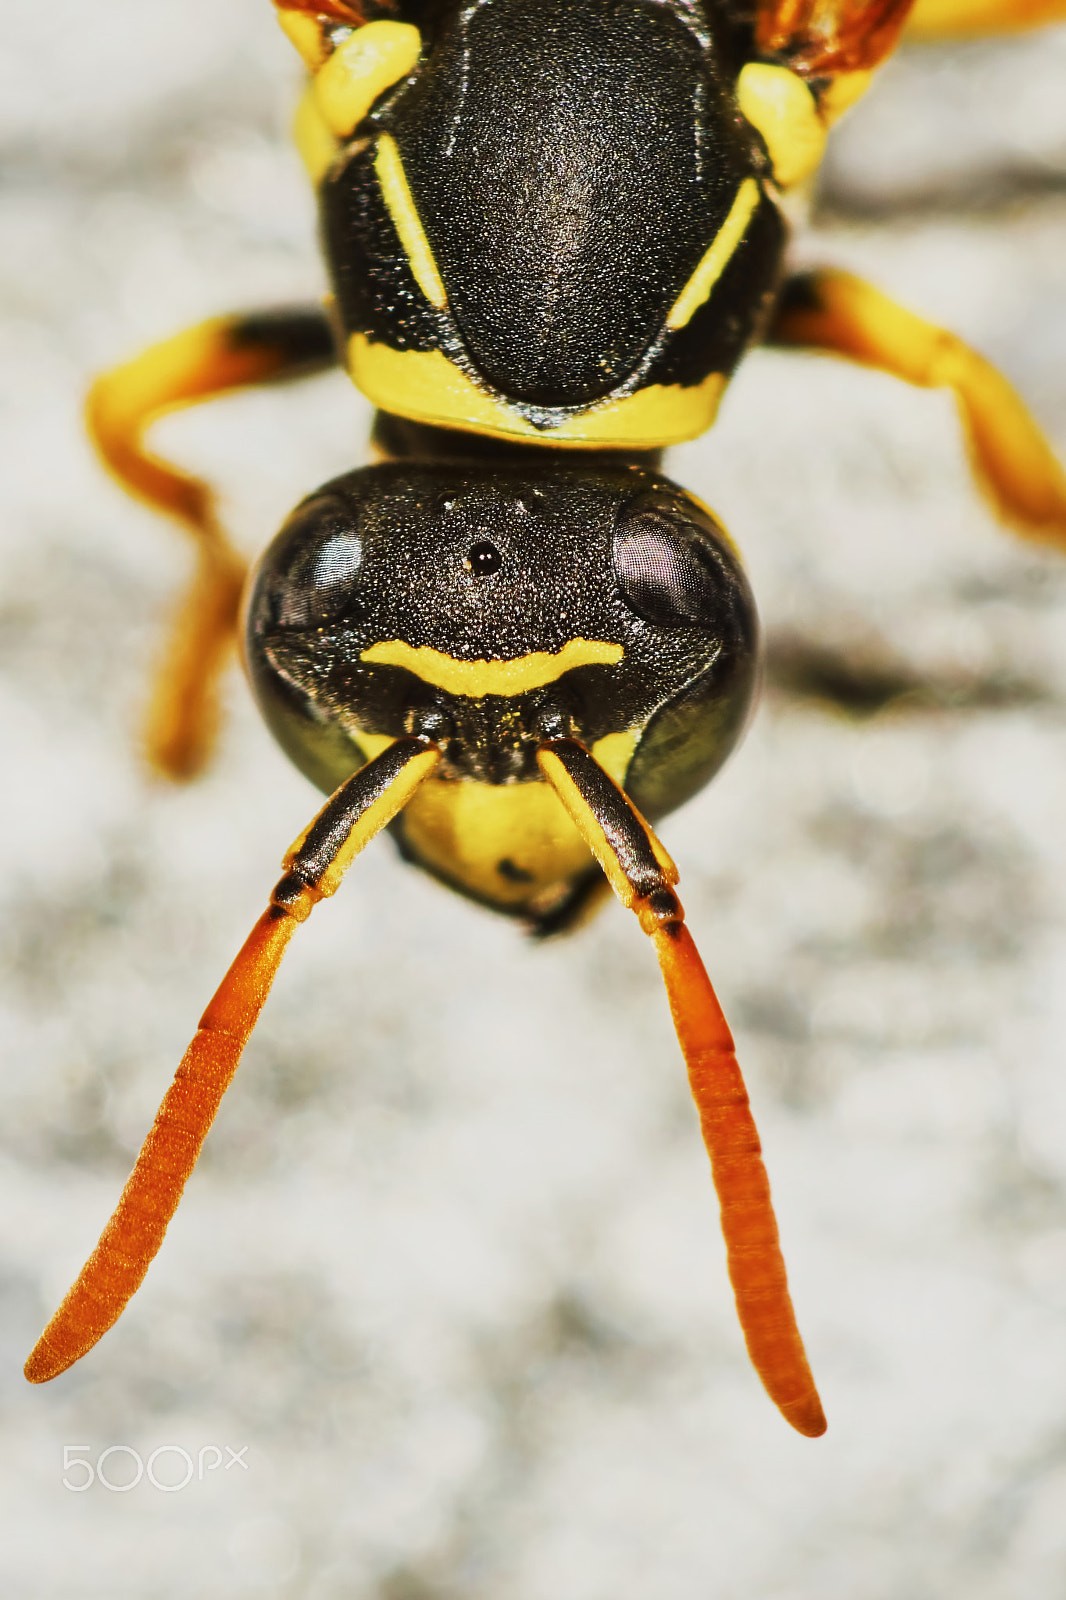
(666, 178), (761, 330)
(361, 639), (623, 697)
(313, 23), (422, 138)
(375, 133), (447, 310)
(735, 66), (826, 191)
(401, 777), (597, 907)
(347, 336), (728, 447)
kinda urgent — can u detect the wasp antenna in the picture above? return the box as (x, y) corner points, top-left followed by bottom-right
(25, 738), (439, 1383)
(24, 907), (299, 1384)
(648, 920), (827, 1438)
(537, 740), (826, 1438)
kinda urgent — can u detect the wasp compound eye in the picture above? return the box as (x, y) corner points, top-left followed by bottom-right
(465, 540), (502, 577)
(613, 494), (732, 629)
(258, 494), (364, 629)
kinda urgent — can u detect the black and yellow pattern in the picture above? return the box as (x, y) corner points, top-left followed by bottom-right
(34, 0), (1066, 1429)
(245, 455), (758, 924)
(308, 0), (786, 447)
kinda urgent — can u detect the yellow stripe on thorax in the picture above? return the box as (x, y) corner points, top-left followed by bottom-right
(374, 133), (447, 309)
(360, 639), (623, 697)
(289, 22), (423, 186)
(666, 178), (761, 330)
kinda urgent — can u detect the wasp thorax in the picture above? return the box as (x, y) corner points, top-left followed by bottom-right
(245, 460), (758, 814)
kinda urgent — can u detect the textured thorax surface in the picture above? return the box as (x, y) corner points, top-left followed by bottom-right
(392, 0), (746, 405)
(322, 0), (785, 435)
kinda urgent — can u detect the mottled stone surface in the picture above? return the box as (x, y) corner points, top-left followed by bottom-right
(3, 5), (1066, 1596)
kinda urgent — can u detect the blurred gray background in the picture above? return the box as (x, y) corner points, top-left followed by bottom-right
(3, 3), (1066, 1595)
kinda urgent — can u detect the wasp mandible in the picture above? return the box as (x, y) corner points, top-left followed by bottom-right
(25, 0), (1066, 1438)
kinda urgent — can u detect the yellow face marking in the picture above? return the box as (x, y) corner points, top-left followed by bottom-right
(374, 133), (447, 310)
(735, 65), (826, 191)
(349, 734), (644, 912)
(666, 178), (761, 331)
(360, 639), (623, 697)
(589, 729), (640, 787)
(347, 336), (727, 447)
(401, 777), (596, 907)
(347, 730), (638, 791)
(313, 22), (422, 139)
(351, 731), (396, 763)
(675, 485), (740, 559)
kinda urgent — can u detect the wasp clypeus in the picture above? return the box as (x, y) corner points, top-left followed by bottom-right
(24, 0), (1066, 1439)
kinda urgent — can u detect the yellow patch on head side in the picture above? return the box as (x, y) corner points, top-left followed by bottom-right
(360, 639), (624, 698)
(313, 22), (422, 138)
(666, 178), (761, 330)
(351, 731), (396, 763)
(736, 64), (826, 190)
(347, 336), (727, 448)
(589, 730), (640, 787)
(374, 133), (447, 309)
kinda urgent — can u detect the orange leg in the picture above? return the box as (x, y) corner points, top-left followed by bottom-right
(25, 737), (439, 1383)
(769, 269), (1066, 551)
(907, 0), (1066, 34)
(88, 306), (337, 779)
(537, 740), (826, 1439)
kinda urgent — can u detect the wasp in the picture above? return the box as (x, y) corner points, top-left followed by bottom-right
(24, 0), (1066, 1440)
